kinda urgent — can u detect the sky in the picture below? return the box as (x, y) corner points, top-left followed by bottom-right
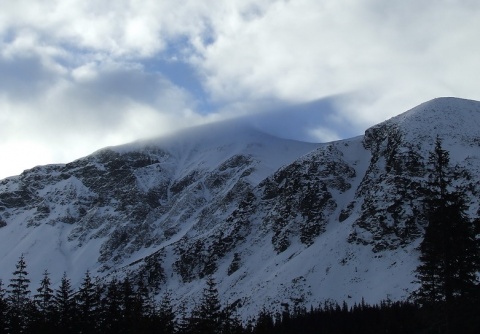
(1, 0), (480, 179)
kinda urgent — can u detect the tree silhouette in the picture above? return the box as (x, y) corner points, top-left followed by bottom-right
(7, 254), (31, 333)
(32, 270), (55, 332)
(119, 277), (142, 334)
(53, 272), (76, 334)
(8, 254), (31, 309)
(415, 138), (480, 332)
(188, 276), (222, 333)
(101, 278), (122, 334)
(76, 270), (101, 333)
(157, 290), (176, 334)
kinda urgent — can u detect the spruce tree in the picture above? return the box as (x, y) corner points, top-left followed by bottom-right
(416, 138), (447, 304)
(189, 276), (222, 334)
(53, 272), (76, 334)
(7, 254), (31, 333)
(415, 138), (480, 331)
(119, 277), (142, 333)
(33, 270), (55, 332)
(157, 290), (176, 334)
(7, 254), (31, 309)
(416, 138), (479, 304)
(101, 278), (122, 334)
(76, 270), (100, 333)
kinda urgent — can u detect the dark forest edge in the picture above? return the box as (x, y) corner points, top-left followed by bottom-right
(1, 256), (479, 334)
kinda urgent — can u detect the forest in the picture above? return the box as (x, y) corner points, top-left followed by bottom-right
(0, 259), (479, 334)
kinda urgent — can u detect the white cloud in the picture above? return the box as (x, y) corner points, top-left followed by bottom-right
(1, 0), (480, 178)
(308, 126), (341, 143)
(0, 49), (204, 178)
(194, 0), (480, 126)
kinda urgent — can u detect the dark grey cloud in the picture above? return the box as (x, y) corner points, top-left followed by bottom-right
(244, 97), (354, 142)
(0, 55), (57, 100)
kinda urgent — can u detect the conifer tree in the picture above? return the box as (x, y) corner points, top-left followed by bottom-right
(157, 290), (176, 334)
(189, 276), (222, 334)
(53, 272), (76, 334)
(119, 277), (142, 333)
(33, 270), (55, 332)
(416, 138), (451, 304)
(101, 278), (123, 334)
(7, 254), (31, 309)
(7, 254), (31, 333)
(415, 138), (480, 332)
(76, 270), (100, 333)
(415, 138), (479, 305)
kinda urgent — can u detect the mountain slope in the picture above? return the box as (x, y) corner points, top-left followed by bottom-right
(1, 97), (479, 319)
(0, 119), (319, 283)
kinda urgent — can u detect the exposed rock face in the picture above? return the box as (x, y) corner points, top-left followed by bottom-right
(1, 97), (479, 319)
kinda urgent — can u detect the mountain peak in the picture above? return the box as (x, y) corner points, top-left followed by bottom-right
(390, 96), (480, 124)
(364, 97), (480, 152)
(417, 96), (480, 108)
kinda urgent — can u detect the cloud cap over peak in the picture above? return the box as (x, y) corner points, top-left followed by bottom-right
(1, 0), (480, 178)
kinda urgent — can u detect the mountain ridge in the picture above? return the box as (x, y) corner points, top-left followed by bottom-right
(1, 97), (479, 319)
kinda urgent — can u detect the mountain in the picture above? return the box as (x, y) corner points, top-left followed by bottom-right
(1, 97), (479, 319)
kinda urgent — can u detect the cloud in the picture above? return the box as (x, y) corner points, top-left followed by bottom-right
(0, 46), (205, 178)
(1, 0), (480, 178)
(241, 97), (350, 142)
(0, 0), (224, 58)
(0, 0), (231, 178)
(195, 0), (480, 126)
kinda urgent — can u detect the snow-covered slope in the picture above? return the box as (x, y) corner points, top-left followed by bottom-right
(1, 97), (479, 319)
(0, 119), (319, 286)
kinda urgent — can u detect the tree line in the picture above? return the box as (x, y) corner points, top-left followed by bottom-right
(1, 258), (246, 334)
(1, 255), (478, 334)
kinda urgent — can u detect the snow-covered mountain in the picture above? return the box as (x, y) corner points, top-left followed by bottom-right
(1, 97), (479, 319)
